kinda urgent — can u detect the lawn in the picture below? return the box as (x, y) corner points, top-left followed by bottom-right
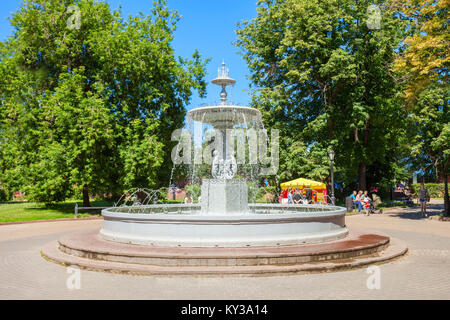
(0, 200), (114, 223)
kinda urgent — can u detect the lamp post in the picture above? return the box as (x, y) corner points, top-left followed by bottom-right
(329, 150), (336, 205)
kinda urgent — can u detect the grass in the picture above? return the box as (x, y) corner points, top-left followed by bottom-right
(0, 200), (114, 223)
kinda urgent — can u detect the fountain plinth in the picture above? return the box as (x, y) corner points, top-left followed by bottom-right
(201, 179), (248, 215)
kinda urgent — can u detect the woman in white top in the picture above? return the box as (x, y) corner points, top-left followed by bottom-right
(184, 193), (193, 204)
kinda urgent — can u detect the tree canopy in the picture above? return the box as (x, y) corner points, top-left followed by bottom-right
(0, 0), (208, 205)
(236, 0), (411, 191)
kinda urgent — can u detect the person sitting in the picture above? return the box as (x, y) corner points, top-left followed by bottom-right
(349, 190), (357, 211)
(293, 189), (302, 204)
(287, 188), (294, 204)
(184, 193), (193, 204)
(354, 191), (363, 213)
(305, 186), (313, 204)
(362, 191), (371, 216)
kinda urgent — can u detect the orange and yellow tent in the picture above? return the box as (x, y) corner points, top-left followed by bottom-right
(280, 178), (328, 203)
(280, 178), (326, 190)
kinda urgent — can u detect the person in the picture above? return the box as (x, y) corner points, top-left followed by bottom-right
(287, 188), (294, 204)
(184, 193), (193, 204)
(293, 189), (302, 204)
(171, 184), (176, 200)
(418, 183), (429, 217)
(362, 191), (371, 216)
(354, 191), (363, 213)
(305, 186), (313, 204)
(349, 191), (358, 211)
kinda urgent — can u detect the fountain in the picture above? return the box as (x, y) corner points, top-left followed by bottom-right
(99, 62), (348, 247)
(41, 62), (407, 276)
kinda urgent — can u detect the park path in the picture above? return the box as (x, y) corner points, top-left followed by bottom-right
(0, 201), (449, 300)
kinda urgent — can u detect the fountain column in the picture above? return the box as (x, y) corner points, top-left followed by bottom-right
(200, 62), (249, 215)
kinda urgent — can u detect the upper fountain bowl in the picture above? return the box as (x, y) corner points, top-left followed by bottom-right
(187, 104), (262, 128)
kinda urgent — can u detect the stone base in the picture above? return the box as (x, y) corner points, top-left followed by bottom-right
(41, 228), (408, 276)
(201, 179), (248, 215)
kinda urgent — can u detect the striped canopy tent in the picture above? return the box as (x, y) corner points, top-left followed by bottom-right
(280, 178), (326, 190)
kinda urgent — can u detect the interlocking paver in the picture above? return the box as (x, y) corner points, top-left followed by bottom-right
(0, 201), (448, 299)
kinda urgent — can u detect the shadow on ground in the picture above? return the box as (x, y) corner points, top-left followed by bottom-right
(390, 203), (444, 220)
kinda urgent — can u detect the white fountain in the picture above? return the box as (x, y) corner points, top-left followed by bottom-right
(98, 62), (348, 247)
(42, 62), (407, 276)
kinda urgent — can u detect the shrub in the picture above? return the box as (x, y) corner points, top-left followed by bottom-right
(0, 188), (11, 201)
(411, 183), (445, 198)
(263, 193), (276, 203)
(185, 184), (201, 200)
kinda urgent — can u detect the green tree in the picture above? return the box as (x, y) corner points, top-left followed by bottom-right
(393, 0), (449, 215)
(236, 0), (409, 192)
(0, 0), (208, 205)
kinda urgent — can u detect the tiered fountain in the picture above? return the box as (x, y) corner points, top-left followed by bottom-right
(42, 62), (407, 276)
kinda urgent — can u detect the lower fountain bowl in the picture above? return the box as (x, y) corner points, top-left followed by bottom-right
(100, 204), (348, 247)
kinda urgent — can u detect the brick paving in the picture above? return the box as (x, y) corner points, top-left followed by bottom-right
(0, 201), (449, 299)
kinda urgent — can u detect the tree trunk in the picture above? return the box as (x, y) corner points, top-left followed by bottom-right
(82, 184), (90, 207)
(358, 162), (366, 191)
(357, 121), (370, 191)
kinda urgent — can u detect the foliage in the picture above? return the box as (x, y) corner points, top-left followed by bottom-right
(185, 184), (201, 200)
(0, 188), (11, 202)
(411, 183), (446, 198)
(0, 0), (208, 204)
(393, 0), (449, 104)
(393, 0), (449, 215)
(236, 0), (410, 193)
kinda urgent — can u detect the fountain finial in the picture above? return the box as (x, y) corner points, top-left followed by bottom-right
(212, 61), (236, 105)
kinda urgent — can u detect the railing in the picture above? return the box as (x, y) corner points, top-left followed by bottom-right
(74, 203), (109, 218)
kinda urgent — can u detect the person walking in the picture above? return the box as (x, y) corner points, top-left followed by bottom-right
(419, 183), (429, 218)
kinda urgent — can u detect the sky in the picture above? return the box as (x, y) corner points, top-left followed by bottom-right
(0, 0), (258, 111)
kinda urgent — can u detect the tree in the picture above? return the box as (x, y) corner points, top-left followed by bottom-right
(0, 0), (208, 205)
(393, 0), (449, 215)
(393, 0), (449, 104)
(236, 0), (409, 193)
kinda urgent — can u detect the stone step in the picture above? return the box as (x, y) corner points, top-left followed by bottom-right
(41, 236), (408, 276)
(56, 229), (390, 267)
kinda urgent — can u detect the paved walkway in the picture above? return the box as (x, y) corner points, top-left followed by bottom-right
(0, 201), (449, 299)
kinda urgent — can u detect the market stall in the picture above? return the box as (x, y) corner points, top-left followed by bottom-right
(280, 178), (328, 204)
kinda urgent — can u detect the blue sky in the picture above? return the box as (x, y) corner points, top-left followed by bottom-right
(0, 0), (258, 111)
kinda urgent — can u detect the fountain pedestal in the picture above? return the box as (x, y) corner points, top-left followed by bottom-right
(201, 179), (248, 215)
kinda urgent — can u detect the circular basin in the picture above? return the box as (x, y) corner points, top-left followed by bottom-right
(100, 204), (348, 248)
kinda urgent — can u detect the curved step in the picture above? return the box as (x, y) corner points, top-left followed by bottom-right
(56, 229), (390, 267)
(41, 236), (408, 276)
